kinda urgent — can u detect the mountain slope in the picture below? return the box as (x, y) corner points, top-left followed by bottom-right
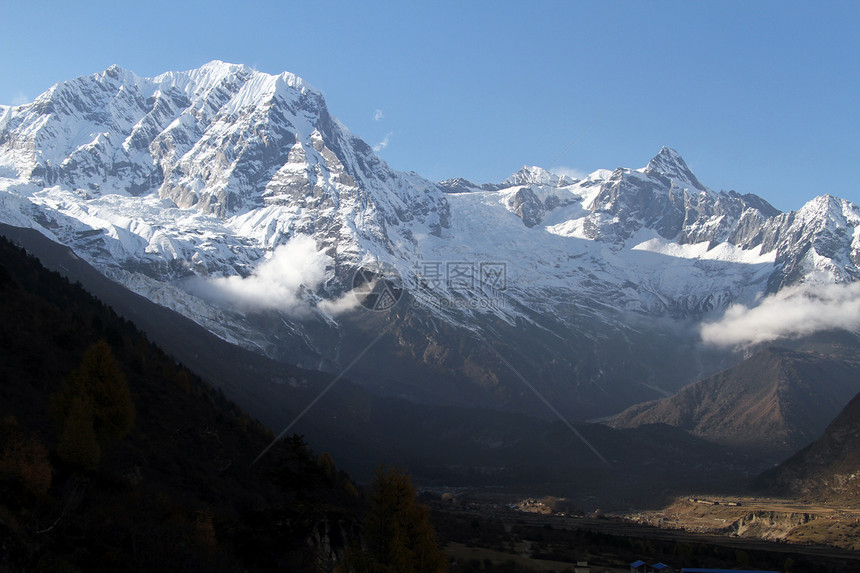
(756, 390), (860, 505)
(0, 224), (778, 511)
(2, 62), (860, 420)
(0, 233), (364, 572)
(610, 347), (860, 459)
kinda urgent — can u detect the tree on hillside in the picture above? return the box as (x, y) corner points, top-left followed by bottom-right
(345, 466), (447, 573)
(51, 341), (135, 467)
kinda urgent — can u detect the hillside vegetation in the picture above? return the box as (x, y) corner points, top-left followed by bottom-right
(0, 235), (444, 572)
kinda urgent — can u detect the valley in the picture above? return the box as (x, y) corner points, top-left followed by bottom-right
(427, 490), (860, 572)
(4, 218), (859, 570)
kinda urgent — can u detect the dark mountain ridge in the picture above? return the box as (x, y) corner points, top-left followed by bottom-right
(610, 347), (860, 461)
(756, 390), (860, 506)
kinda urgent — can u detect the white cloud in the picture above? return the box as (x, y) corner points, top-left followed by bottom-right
(699, 282), (860, 348)
(373, 131), (393, 152)
(188, 235), (359, 317)
(550, 166), (587, 181)
(318, 292), (363, 315)
(373, 109), (384, 121)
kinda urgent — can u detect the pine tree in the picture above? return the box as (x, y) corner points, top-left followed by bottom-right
(348, 466), (447, 573)
(72, 340), (135, 446)
(51, 341), (135, 468)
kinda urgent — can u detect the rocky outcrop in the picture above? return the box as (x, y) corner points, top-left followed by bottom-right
(510, 187), (546, 227)
(724, 510), (815, 540)
(585, 149), (780, 247)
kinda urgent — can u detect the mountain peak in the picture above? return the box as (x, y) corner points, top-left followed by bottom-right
(146, 61), (314, 104)
(200, 59), (245, 71)
(646, 147), (707, 192)
(104, 63), (126, 75)
(796, 194), (858, 227)
(650, 146), (684, 164)
(99, 64), (143, 87)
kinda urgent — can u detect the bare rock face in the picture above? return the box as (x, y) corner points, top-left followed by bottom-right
(510, 187), (545, 227)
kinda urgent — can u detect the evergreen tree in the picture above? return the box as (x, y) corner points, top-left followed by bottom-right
(348, 466), (447, 573)
(51, 341), (135, 467)
(73, 340), (135, 445)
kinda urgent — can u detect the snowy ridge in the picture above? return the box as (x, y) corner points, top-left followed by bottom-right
(0, 61), (447, 274)
(503, 165), (577, 188)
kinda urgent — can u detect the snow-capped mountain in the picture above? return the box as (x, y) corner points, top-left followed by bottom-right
(0, 61), (445, 267)
(2, 62), (859, 419)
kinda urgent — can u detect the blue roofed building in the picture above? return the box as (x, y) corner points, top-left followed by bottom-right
(681, 569), (780, 573)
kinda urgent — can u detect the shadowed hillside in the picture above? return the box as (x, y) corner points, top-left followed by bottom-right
(756, 390), (860, 506)
(611, 347), (860, 461)
(0, 235), (404, 571)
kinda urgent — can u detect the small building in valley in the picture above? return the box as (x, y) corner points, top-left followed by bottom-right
(681, 569), (779, 573)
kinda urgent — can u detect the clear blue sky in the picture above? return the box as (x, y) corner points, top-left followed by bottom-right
(1, 0), (857, 211)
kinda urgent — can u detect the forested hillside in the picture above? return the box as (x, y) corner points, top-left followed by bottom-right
(0, 235), (444, 572)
